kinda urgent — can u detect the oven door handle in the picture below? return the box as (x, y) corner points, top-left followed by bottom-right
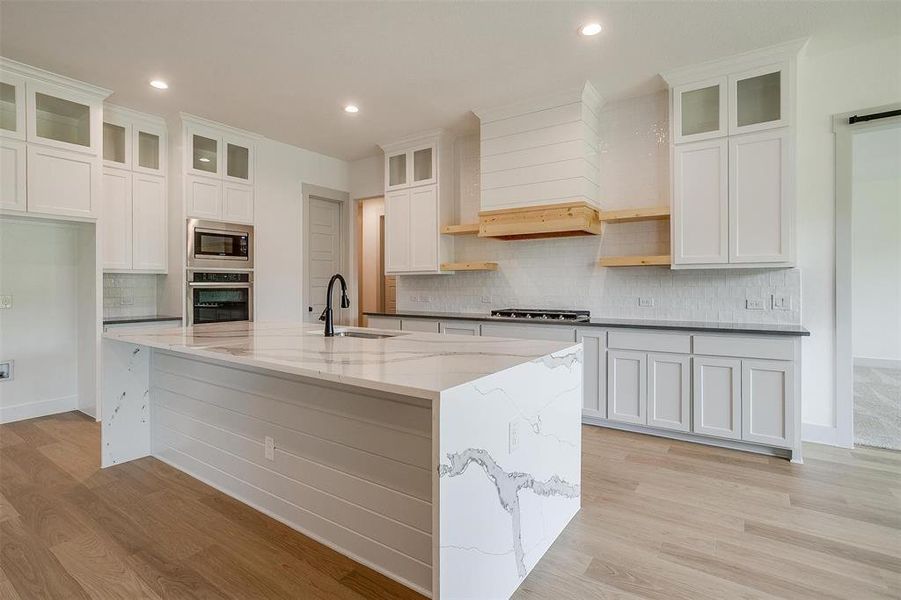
(187, 282), (253, 288)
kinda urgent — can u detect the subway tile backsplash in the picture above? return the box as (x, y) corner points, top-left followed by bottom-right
(102, 273), (161, 319)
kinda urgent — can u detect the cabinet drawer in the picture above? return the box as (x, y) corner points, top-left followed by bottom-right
(440, 321), (480, 336)
(401, 318), (439, 333)
(693, 335), (793, 360)
(366, 316), (401, 330)
(608, 330), (691, 354)
(480, 323), (576, 342)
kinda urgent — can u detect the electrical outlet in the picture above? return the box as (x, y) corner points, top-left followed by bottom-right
(264, 436), (275, 461)
(638, 297), (654, 308)
(0, 361), (13, 382)
(119, 296), (134, 306)
(772, 295), (791, 310)
(508, 420), (520, 454)
(422, 295), (432, 303)
(481, 295), (492, 304)
(0, 295), (12, 309)
(746, 299), (765, 310)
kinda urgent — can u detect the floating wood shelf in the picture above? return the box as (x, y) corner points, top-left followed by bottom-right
(441, 223), (480, 235)
(599, 255), (671, 267)
(440, 262), (498, 272)
(598, 206), (670, 223)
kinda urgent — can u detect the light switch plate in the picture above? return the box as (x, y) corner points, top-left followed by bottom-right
(746, 299), (765, 310)
(0, 295), (12, 309)
(0, 361), (13, 382)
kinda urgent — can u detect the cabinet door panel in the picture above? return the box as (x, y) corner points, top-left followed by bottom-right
(577, 330), (604, 416)
(384, 189), (410, 272)
(102, 117), (131, 169)
(673, 138), (728, 265)
(648, 353), (690, 432)
(132, 173), (167, 272)
(673, 77), (727, 143)
(607, 350), (646, 425)
(27, 145), (99, 218)
(729, 129), (791, 263)
(411, 144), (436, 186)
(0, 72), (27, 141)
(101, 169), (132, 270)
(401, 318), (440, 333)
(385, 151), (408, 190)
(222, 183), (254, 224)
(408, 185), (437, 271)
(186, 124), (221, 177)
(366, 316), (401, 330)
(26, 81), (100, 155)
(223, 135), (253, 184)
(729, 64), (788, 135)
(742, 359), (792, 447)
(692, 356), (741, 439)
(0, 139), (26, 211)
(480, 323), (576, 342)
(440, 322), (481, 336)
(186, 175), (222, 220)
(133, 123), (166, 175)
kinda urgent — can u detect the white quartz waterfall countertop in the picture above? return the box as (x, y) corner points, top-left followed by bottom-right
(103, 321), (581, 400)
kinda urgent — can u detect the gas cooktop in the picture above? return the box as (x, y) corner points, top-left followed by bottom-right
(490, 308), (590, 322)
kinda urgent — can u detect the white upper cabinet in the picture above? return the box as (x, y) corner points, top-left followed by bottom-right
(222, 182), (254, 224)
(223, 134), (253, 184)
(0, 72), (26, 141)
(0, 139), (26, 211)
(673, 76), (727, 143)
(672, 138), (729, 265)
(131, 173), (167, 272)
(408, 185), (438, 271)
(187, 123), (222, 178)
(27, 144), (100, 218)
(134, 122), (166, 175)
(386, 150), (408, 190)
(729, 64), (788, 135)
(411, 144), (436, 186)
(385, 142), (437, 191)
(26, 80), (101, 155)
(101, 168), (133, 270)
(384, 188), (411, 273)
(102, 113), (131, 170)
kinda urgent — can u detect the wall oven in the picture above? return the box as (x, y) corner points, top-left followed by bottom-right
(186, 271), (254, 326)
(187, 219), (254, 270)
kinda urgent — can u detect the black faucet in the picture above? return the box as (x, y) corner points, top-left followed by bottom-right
(320, 273), (350, 336)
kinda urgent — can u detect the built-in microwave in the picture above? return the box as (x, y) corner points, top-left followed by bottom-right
(187, 219), (254, 270)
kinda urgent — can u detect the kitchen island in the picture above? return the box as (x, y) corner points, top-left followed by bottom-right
(101, 321), (582, 599)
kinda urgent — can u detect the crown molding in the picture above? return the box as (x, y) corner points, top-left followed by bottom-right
(104, 103), (167, 127)
(661, 38), (810, 87)
(378, 128), (447, 153)
(0, 56), (112, 99)
(179, 112), (264, 139)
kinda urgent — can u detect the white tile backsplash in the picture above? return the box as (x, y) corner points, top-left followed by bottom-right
(102, 273), (161, 318)
(397, 90), (802, 325)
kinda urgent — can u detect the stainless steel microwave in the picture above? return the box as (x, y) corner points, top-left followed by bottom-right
(187, 219), (254, 270)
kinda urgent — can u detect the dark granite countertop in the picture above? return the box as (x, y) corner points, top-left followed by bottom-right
(363, 310), (810, 337)
(103, 315), (183, 326)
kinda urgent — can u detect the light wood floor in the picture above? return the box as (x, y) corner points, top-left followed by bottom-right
(1, 412), (899, 600)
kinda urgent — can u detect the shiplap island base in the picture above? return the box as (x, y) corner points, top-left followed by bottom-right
(101, 321), (582, 599)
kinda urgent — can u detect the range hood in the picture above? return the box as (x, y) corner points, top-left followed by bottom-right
(473, 82), (603, 240)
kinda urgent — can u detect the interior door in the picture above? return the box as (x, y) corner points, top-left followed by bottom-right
(306, 197), (341, 322)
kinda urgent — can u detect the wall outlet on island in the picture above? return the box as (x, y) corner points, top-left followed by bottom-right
(508, 420), (520, 454)
(638, 297), (654, 308)
(264, 436), (275, 461)
(746, 298), (765, 310)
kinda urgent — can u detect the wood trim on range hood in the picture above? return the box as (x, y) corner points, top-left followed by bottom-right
(478, 202), (602, 240)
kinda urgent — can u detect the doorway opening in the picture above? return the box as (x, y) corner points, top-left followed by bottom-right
(302, 184), (350, 325)
(835, 105), (901, 450)
(355, 196), (395, 327)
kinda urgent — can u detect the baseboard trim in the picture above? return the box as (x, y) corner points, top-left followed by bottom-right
(0, 394), (78, 424)
(801, 422), (848, 447)
(854, 357), (901, 370)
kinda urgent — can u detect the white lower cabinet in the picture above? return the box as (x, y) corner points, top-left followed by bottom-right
(741, 359), (792, 447)
(480, 323), (576, 342)
(647, 353), (691, 432)
(27, 144), (100, 218)
(366, 316), (401, 330)
(440, 321), (480, 336)
(692, 356), (742, 440)
(401, 318), (440, 333)
(186, 174), (222, 220)
(606, 350), (647, 425)
(0, 139), (27, 212)
(578, 330), (605, 417)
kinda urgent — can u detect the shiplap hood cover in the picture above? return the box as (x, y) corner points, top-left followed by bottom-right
(473, 82), (604, 240)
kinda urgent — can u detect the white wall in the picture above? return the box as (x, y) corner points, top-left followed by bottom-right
(254, 138), (349, 322)
(852, 126), (901, 364)
(349, 155), (383, 200)
(797, 32), (901, 436)
(0, 218), (88, 422)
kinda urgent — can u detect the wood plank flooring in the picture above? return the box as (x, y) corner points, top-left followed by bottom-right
(1, 412), (899, 600)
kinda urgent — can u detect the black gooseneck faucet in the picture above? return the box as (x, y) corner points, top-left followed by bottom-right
(320, 273), (350, 336)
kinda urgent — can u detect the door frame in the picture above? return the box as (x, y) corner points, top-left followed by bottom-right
(302, 183), (350, 324)
(833, 103), (901, 448)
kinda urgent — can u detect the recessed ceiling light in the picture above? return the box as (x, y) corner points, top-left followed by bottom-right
(198, 157), (210, 163)
(344, 104), (359, 114)
(149, 79), (169, 90)
(579, 22), (603, 36)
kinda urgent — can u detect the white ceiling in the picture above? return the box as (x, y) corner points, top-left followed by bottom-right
(1, 1), (898, 161)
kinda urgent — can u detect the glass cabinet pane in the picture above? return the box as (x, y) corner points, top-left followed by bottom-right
(137, 131), (160, 170)
(736, 71), (781, 127)
(413, 147), (433, 182)
(0, 82), (17, 132)
(35, 92), (91, 147)
(227, 143), (249, 180)
(193, 134), (218, 173)
(681, 85), (720, 137)
(388, 153), (406, 186)
(103, 122), (126, 163)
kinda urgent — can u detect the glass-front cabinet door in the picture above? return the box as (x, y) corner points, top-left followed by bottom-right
(223, 135), (253, 184)
(133, 122), (165, 175)
(673, 76), (727, 143)
(186, 124), (221, 177)
(0, 72), (26, 141)
(729, 64), (787, 134)
(411, 144), (436, 186)
(102, 116), (130, 169)
(26, 81), (100, 154)
(386, 151), (408, 190)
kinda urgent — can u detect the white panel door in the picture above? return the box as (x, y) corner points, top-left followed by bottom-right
(647, 353), (691, 432)
(385, 188), (410, 273)
(222, 182), (254, 224)
(306, 197), (341, 322)
(606, 350), (647, 425)
(27, 145), (99, 218)
(408, 185), (437, 272)
(186, 175), (222, 220)
(673, 138), (728, 265)
(0, 139), (26, 211)
(729, 129), (790, 264)
(692, 356), (741, 439)
(742, 359), (793, 447)
(101, 168), (132, 270)
(132, 173), (167, 272)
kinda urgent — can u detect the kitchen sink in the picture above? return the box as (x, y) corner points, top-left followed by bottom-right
(311, 329), (405, 339)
